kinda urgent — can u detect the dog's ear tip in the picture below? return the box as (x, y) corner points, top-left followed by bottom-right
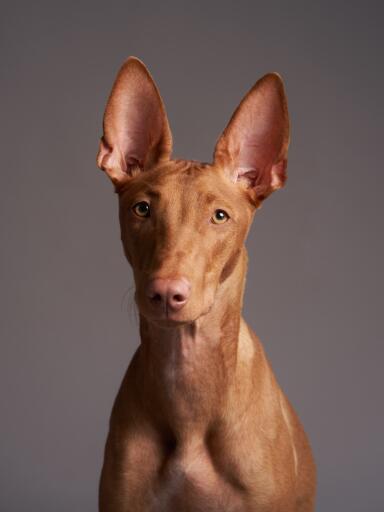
(267, 71), (283, 79)
(121, 56), (149, 72)
(258, 72), (286, 90)
(126, 55), (144, 64)
(117, 57), (155, 85)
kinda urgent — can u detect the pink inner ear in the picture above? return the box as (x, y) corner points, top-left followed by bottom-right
(214, 73), (289, 200)
(236, 159), (287, 194)
(115, 100), (162, 168)
(235, 168), (262, 187)
(98, 57), (172, 182)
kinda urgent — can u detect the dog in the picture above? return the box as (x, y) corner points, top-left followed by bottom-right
(96, 56), (316, 511)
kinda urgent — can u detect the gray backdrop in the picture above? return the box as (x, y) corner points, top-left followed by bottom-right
(1, 1), (383, 511)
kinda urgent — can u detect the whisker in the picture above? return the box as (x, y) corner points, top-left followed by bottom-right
(120, 285), (133, 312)
(120, 285), (139, 326)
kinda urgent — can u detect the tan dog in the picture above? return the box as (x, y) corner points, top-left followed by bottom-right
(96, 57), (316, 512)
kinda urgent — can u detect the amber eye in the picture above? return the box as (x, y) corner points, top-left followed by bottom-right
(132, 201), (150, 218)
(212, 209), (229, 224)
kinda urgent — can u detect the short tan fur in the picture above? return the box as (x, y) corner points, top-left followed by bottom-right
(96, 57), (316, 512)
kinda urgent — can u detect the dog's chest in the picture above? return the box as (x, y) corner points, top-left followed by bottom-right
(150, 436), (247, 512)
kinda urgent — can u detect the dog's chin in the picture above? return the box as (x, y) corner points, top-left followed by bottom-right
(140, 310), (198, 329)
(138, 303), (214, 329)
(146, 316), (192, 329)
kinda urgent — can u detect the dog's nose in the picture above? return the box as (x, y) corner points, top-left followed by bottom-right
(147, 278), (191, 311)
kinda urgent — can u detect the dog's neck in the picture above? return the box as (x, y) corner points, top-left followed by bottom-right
(135, 249), (249, 437)
(139, 248), (247, 366)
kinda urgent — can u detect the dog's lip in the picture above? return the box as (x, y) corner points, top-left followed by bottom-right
(142, 308), (195, 327)
(138, 301), (214, 329)
(146, 316), (192, 328)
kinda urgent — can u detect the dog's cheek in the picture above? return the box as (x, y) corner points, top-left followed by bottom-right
(219, 248), (242, 284)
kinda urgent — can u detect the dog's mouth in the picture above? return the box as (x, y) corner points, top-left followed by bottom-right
(140, 306), (201, 328)
(136, 291), (214, 328)
(145, 315), (193, 329)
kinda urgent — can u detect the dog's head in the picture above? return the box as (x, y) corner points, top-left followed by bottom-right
(97, 57), (289, 326)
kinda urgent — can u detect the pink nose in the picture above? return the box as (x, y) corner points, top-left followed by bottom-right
(146, 278), (191, 312)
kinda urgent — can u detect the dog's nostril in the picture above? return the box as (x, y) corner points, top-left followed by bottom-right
(146, 278), (191, 312)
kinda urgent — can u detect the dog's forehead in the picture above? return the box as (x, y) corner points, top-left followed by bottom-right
(125, 159), (243, 204)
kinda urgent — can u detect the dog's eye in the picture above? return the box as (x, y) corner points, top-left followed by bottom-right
(212, 209), (229, 224)
(133, 201), (150, 218)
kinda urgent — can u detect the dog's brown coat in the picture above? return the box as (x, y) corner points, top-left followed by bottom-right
(97, 57), (316, 511)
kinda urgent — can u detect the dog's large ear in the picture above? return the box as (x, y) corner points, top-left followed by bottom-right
(97, 57), (172, 187)
(213, 73), (289, 204)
